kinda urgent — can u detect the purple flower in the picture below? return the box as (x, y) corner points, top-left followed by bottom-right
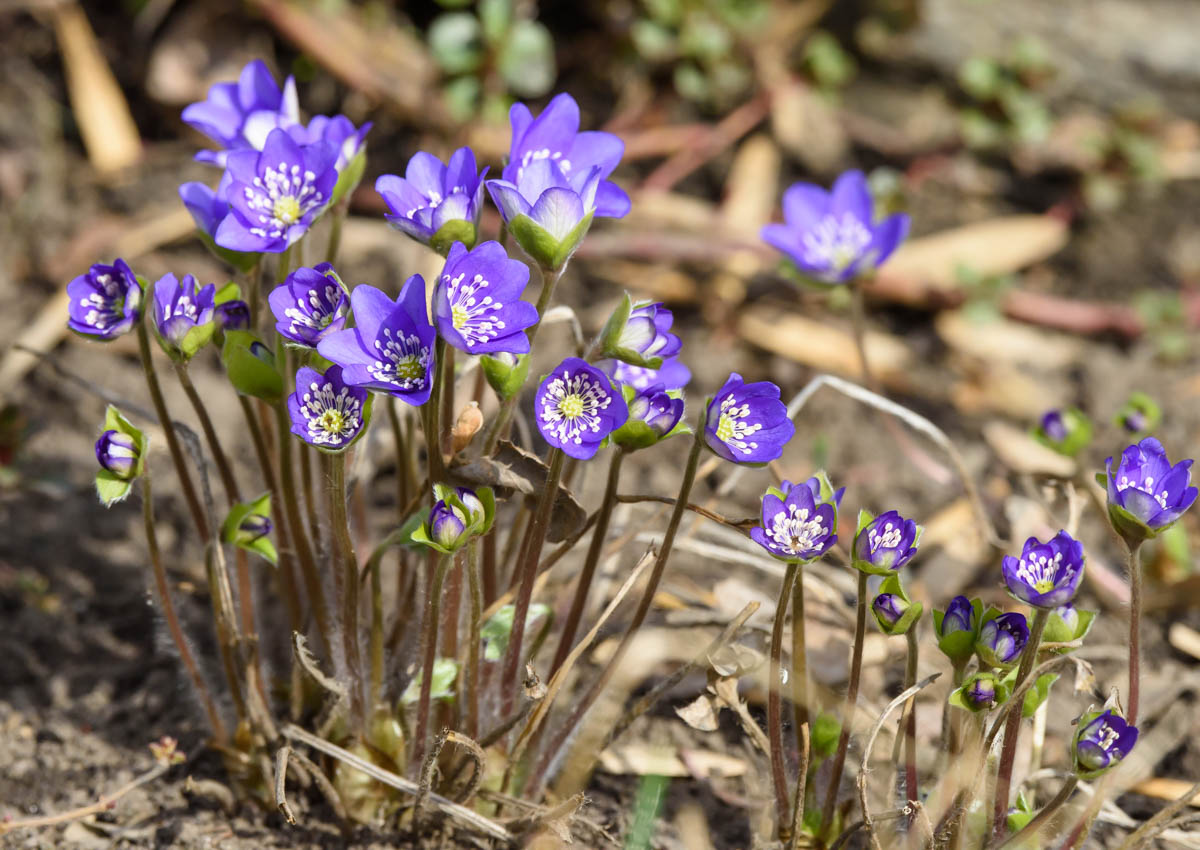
(1040, 410), (1068, 443)
(152, 273), (216, 353)
(234, 511), (272, 545)
(268, 263), (349, 348)
(534, 357), (628, 460)
(750, 476), (841, 563)
(761, 170), (909, 284)
(873, 593), (907, 629)
(95, 430), (139, 480)
(215, 300), (251, 331)
(1035, 407), (1092, 456)
(943, 597), (975, 635)
(316, 276), (437, 405)
(67, 259), (142, 340)
(1074, 709), (1138, 777)
(1102, 437), (1197, 542)
(935, 595), (979, 662)
(704, 373), (795, 464)
(487, 159), (603, 270)
(976, 612), (1029, 669)
(628, 385), (685, 437)
(456, 487), (487, 527)
(599, 356), (691, 392)
(501, 93), (628, 218)
(179, 173), (234, 241)
(853, 510), (921, 573)
(215, 129), (338, 254)
(296, 114), (371, 174)
(182, 59), (300, 166)
(376, 148), (488, 250)
(429, 499), (469, 550)
(287, 364), (369, 450)
(1115, 393), (1160, 436)
(1002, 531), (1086, 609)
(600, 298), (682, 367)
(433, 241), (538, 354)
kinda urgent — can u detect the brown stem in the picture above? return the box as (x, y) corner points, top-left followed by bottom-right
(992, 609), (1049, 839)
(412, 554), (452, 773)
(465, 540), (483, 739)
(903, 628), (919, 814)
(1127, 542), (1143, 726)
(791, 564), (811, 837)
(769, 562), (800, 841)
(325, 451), (364, 729)
(820, 570), (869, 839)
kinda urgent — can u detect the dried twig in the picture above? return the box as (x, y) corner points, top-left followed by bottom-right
(1118, 778), (1200, 850)
(0, 761), (169, 836)
(274, 746), (296, 825)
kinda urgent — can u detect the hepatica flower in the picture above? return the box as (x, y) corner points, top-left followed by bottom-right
(873, 593), (907, 629)
(600, 356), (691, 393)
(1114, 392), (1160, 436)
(704, 373), (795, 465)
(182, 59), (300, 166)
(750, 475), (842, 563)
(152, 273), (216, 358)
(377, 148), (488, 252)
(317, 276), (436, 405)
(598, 296), (682, 368)
(935, 595), (982, 663)
(268, 263), (349, 348)
(67, 259), (142, 340)
(761, 170), (909, 285)
(1002, 531), (1085, 609)
(1034, 407), (1092, 457)
(976, 611), (1029, 669)
(95, 430), (139, 480)
(433, 241), (538, 354)
(1074, 709), (1138, 778)
(179, 173), (233, 242)
(1102, 437), (1197, 543)
(288, 364), (369, 451)
(535, 357), (628, 460)
(297, 114), (371, 174)
(215, 129), (337, 254)
(215, 300), (250, 331)
(852, 509), (921, 574)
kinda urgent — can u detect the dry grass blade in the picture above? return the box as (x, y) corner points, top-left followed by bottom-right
(854, 673), (941, 850)
(274, 746), (296, 825)
(281, 725), (514, 842)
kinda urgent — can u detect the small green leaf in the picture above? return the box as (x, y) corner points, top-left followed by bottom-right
(508, 210), (593, 272)
(213, 281), (242, 306)
(811, 712), (841, 758)
(1021, 672), (1059, 718)
(222, 331), (283, 402)
(400, 658), (460, 704)
(96, 469), (133, 507)
(481, 603), (551, 661)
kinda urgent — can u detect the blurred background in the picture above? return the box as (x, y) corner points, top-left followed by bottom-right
(0, 1), (1198, 847)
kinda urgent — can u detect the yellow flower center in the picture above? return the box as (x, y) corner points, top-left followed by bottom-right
(452, 305), (469, 330)
(558, 394), (585, 419)
(318, 409), (345, 434)
(273, 196), (301, 224)
(395, 356), (424, 382)
(716, 412), (736, 443)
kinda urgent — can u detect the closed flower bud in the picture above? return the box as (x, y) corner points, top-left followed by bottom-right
(236, 512), (272, 545)
(95, 430), (139, 480)
(215, 300), (251, 331)
(976, 612), (1029, 669)
(1034, 407), (1092, 456)
(872, 593), (907, 628)
(429, 500), (469, 550)
(1114, 392), (1160, 436)
(456, 487), (486, 527)
(958, 672), (1001, 711)
(934, 595), (980, 663)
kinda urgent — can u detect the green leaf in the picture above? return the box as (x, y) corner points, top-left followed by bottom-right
(95, 469), (133, 507)
(480, 353), (530, 400)
(498, 20), (556, 98)
(178, 322), (216, 361)
(478, 0), (512, 45)
(400, 658), (460, 704)
(213, 281), (242, 306)
(481, 603), (551, 661)
(1021, 672), (1059, 718)
(811, 712), (841, 758)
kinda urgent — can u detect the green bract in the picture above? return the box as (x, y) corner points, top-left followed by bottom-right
(596, 294), (662, 369)
(221, 491), (277, 565)
(1033, 406), (1093, 457)
(508, 209), (594, 273)
(95, 405), (148, 507)
(221, 330), (283, 402)
(949, 671), (1010, 713)
(331, 147), (367, 207)
(429, 218), (478, 256)
(933, 598), (983, 663)
(1043, 606), (1097, 651)
(409, 484), (496, 554)
(609, 385), (691, 452)
(870, 573), (923, 636)
(480, 353), (530, 400)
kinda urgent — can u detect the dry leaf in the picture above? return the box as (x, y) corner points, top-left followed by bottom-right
(936, 312), (1084, 369)
(708, 644), (764, 678)
(982, 421), (1077, 478)
(675, 693), (721, 732)
(769, 81), (849, 174)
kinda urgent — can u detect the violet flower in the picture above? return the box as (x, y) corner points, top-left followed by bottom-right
(215, 129), (338, 254)
(297, 114), (371, 174)
(95, 430), (139, 480)
(67, 259), (142, 341)
(182, 59), (300, 166)
(179, 173), (234, 242)
(534, 357), (628, 460)
(152, 273), (216, 358)
(704, 373), (795, 465)
(215, 300), (251, 331)
(956, 672), (1002, 712)
(1102, 437), (1197, 544)
(1001, 531), (1086, 609)
(486, 159), (602, 271)
(599, 356), (691, 393)
(432, 241), (538, 355)
(287, 364), (369, 451)
(1074, 709), (1138, 778)
(598, 297), (682, 368)
(268, 263), (349, 348)
(935, 595), (980, 663)
(1034, 407), (1092, 457)
(761, 170), (909, 284)
(750, 475), (841, 563)
(873, 593), (908, 628)
(429, 499), (469, 550)
(976, 612), (1029, 669)
(852, 509), (921, 574)
(376, 148), (488, 252)
(611, 385), (686, 452)
(317, 276), (436, 405)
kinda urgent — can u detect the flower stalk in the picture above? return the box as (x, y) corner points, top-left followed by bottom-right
(412, 553), (453, 772)
(768, 561), (800, 840)
(820, 569), (869, 839)
(1127, 542), (1143, 725)
(325, 450), (365, 728)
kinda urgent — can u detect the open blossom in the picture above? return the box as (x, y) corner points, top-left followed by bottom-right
(152, 273), (215, 351)
(215, 129), (337, 254)
(317, 276), (437, 405)
(704, 373), (794, 464)
(295, 114), (371, 174)
(501, 93), (628, 218)
(761, 170), (909, 284)
(976, 612), (1029, 669)
(534, 358), (628, 460)
(750, 477), (841, 563)
(853, 510), (920, 572)
(377, 148), (488, 248)
(433, 241), (538, 355)
(67, 259), (142, 340)
(599, 356), (691, 393)
(1074, 709), (1138, 777)
(1102, 437), (1196, 541)
(268, 263), (349, 348)
(182, 59), (300, 166)
(179, 173), (235, 242)
(288, 365), (368, 450)
(95, 430), (139, 480)
(1002, 531), (1085, 609)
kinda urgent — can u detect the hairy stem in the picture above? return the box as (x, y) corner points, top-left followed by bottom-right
(791, 564), (811, 835)
(769, 561), (800, 841)
(992, 609), (1049, 838)
(820, 570), (869, 839)
(325, 451), (364, 729)
(412, 554), (452, 773)
(1127, 542), (1144, 725)
(904, 628), (919, 814)
(549, 449), (625, 676)
(465, 539), (483, 739)
(423, 338), (448, 483)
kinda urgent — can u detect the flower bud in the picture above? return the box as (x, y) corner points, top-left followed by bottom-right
(95, 430), (139, 480)
(1034, 407), (1092, 457)
(215, 300), (251, 331)
(1114, 392), (1160, 436)
(853, 509), (921, 574)
(872, 593), (907, 628)
(958, 672), (1001, 711)
(934, 595), (979, 664)
(429, 500), (469, 550)
(456, 487), (486, 526)
(236, 511), (272, 545)
(976, 611), (1029, 669)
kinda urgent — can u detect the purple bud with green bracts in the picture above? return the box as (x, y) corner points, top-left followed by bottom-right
(95, 430), (139, 480)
